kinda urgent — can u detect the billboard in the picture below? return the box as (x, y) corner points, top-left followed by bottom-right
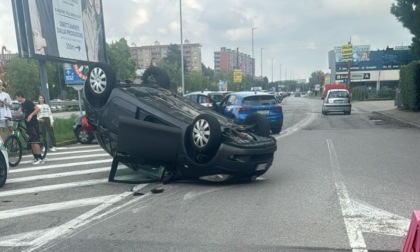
(12, 0), (106, 63)
(341, 44), (353, 62)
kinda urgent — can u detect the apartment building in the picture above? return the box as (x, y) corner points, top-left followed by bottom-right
(130, 40), (202, 72)
(214, 47), (254, 77)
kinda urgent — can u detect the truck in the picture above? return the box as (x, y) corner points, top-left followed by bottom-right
(322, 83), (348, 98)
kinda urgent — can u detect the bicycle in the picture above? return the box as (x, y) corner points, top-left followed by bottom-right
(4, 117), (48, 167)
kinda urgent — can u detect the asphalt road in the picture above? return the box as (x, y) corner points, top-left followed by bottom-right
(1, 95), (418, 252)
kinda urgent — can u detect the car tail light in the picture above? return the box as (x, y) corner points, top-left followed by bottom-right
(276, 105), (283, 110)
(238, 106), (251, 112)
(81, 116), (94, 132)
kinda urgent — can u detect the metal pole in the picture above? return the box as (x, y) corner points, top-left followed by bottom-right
(261, 48), (264, 78)
(252, 27), (257, 79)
(179, 0), (185, 95)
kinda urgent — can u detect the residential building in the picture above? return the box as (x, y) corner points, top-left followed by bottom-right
(129, 40), (202, 72)
(214, 47), (254, 77)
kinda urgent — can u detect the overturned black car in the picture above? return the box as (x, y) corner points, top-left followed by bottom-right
(83, 63), (277, 183)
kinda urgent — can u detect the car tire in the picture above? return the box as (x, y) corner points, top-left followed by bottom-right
(190, 114), (222, 154)
(141, 66), (170, 89)
(84, 63), (116, 108)
(76, 127), (94, 144)
(243, 113), (270, 137)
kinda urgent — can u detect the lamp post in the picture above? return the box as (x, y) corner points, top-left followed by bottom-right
(261, 47), (264, 78)
(252, 27), (257, 79)
(179, 0), (185, 95)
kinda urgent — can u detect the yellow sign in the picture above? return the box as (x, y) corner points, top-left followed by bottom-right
(234, 69), (242, 83)
(341, 44), (353, 62)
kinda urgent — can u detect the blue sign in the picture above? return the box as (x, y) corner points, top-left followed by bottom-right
(63, 64), (89, 85)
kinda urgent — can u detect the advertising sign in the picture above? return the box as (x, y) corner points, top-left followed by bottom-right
(12, 0), (106, 63)
(63, 63), (88, 85)
(341, 44), (353, 62)
(234, 69), (242, 83)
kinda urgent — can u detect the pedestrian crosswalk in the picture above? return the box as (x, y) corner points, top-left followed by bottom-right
(0, 143), (144, 251)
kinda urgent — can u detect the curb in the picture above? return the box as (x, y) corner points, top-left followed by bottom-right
(373, 111), (420, 130)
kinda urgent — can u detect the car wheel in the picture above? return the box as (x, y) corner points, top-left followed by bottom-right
(84, 63), (116, 108)
(345, 111), (351, 115)
(76, 127), (94, 144)
(141, 66), (170, 89)
(243, 113), (270, 137)
(190, 114), (222, 153)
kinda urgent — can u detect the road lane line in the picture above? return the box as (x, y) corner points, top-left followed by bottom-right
(327, 139), (367, 252)
(0, 195), (118, 220)
(24, 185), (150, 251)
(0, 179), (108, 197)
(18, 153), (110, 165)
(7, 167), (110, 183)
(9, 159), (112, 174)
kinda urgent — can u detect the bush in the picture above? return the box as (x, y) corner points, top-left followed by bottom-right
(400, 61), (420, 110)
(351, 87), (368, 101)
(54, 114), (78, 144)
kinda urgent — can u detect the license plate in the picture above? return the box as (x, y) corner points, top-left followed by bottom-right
(256, 163), (267, 171)
(334, 100), (343, 103)
(257, 110), (269, 115)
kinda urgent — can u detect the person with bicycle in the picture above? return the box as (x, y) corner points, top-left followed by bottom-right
(0, 83), (13, 141)
(14, 90), (45, 165)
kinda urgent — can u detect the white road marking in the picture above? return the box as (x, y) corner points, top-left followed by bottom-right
(327, 139), (410, 252)
(9, 159), (112, 174)
(24, 184), (150, 251)
(0, 229), (54, 246)
(7, 167), (110, 183)
(0, 195), (118, 220)
(183, 187), (230, 200)
(0, 179), (108, 197)
(18, 153), (110, 165)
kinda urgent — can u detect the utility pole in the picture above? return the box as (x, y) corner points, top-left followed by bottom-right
(252, 27), (257, 79)
(261, 48), (264, 78)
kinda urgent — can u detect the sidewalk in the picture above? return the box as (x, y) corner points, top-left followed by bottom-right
(352, 100), (420, 129)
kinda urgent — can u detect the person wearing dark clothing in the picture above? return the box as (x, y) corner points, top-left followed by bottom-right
(14, 90), (45, 165)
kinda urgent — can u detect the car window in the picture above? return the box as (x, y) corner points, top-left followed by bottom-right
(209, 94), (223, 102)
(227, 95), (238, 105)
(197, 95), (207, 104)
(329, 91), (349, 98)
(243, 96), (277, 106)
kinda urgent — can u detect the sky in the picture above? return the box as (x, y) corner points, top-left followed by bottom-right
(0, 0), (414, 82)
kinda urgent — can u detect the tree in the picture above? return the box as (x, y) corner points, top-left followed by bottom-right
(391, 0), (420, 56)
(106, 38), (136, 80)
(162, 44), (188, 72)
(308, 70), (325, 90)
(3, 57), (40, 100)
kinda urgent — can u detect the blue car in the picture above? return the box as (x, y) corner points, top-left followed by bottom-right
(217, 91), (284, 134)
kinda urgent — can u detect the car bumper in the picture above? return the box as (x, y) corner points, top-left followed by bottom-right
(178, 139), (277, 179)
(323, 104), (351, 112)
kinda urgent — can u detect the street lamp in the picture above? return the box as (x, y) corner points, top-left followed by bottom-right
(179, 0), (185, 95)
(261, 47), (264, 78)
(252, 27), (257, 79)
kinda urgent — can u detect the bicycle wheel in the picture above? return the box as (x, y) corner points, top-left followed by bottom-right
(4, 135), (22, 167)
(40, 134), (48, 160)
(0, 155), (7, 188)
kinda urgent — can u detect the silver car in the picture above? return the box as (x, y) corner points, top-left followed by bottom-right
(322, 89), (352, 115)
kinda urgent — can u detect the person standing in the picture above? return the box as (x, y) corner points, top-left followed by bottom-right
(37, 95), (57, 152)
(14, 90), (45, 165)
(0, 82), (13, 141)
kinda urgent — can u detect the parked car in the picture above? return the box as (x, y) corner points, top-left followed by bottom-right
(322, 89), (352, 115)
(82, 64), (277, 183)
(184, 91), (225, 107)
(73, 115), (95, 144)
(10, 101), (23, 120)
(0, 138), (9, 188)
(294, 92), (301, 97)
(215, 91), (284, 134)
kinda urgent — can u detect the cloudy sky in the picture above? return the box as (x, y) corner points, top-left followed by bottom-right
(0, 0), (414, 81)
